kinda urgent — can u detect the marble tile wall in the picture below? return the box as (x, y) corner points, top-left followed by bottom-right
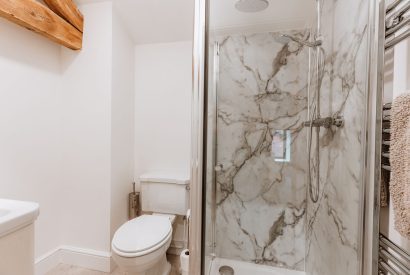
(305, 0), (369, 275)
(214, 30), (309, 270)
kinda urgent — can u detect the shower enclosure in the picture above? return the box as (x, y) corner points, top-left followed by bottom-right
(191, 0), (376, 274)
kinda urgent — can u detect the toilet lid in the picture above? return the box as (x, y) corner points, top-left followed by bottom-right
(112, 215), (172, 254)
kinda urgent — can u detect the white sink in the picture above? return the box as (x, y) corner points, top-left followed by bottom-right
(0, 199), (39, 238)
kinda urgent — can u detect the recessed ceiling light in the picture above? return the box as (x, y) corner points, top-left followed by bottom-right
(235, 0), (269, 13)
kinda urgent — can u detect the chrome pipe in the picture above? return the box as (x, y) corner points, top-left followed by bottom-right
(210, 41), (219, 256)
(386, 1), (410, 28)
(316, 0), (321, 34)
(393, 1), (410, 18)
(379, 261), (400, 275)
(387, 0), (404, 15)
(386, 16), (410, 37)
(380, 235), (410, 262)
(384, 102), (392, 109)
(385, 28), (410, 50)
(362, 0), (386, 274)
(379, 248), (410, 273)
(381, 152), (390, 158)
(306, 0), (324, 204)
(190, 0), (207, 273)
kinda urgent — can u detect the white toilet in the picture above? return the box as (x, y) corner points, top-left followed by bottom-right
(112, 174), (189, 275)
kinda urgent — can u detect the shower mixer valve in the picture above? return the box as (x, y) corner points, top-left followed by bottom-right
(303, 115), (344, 128)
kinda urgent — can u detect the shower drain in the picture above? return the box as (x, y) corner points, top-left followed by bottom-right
(219, 265), (234, 275)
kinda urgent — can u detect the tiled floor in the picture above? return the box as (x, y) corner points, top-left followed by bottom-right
(46, 254), (180, 275)
(46, 265), (122, 275)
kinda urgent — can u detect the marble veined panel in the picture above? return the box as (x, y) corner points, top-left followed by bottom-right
(214, 30), (309, 271)
(305, 0), (369, 275)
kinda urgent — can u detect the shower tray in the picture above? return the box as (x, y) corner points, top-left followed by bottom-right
(207, 257), (306, 275)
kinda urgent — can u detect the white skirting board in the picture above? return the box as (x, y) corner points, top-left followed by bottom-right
(35, 246), (114, 275)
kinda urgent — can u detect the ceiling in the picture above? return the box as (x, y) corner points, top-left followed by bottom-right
(78, 0), (315, 45)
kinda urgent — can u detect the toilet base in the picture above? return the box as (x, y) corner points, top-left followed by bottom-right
(112, 228), (173, 275)
(119, 254), (171, 275)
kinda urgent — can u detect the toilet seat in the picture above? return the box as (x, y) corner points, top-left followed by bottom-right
(112, 215), (172, 258)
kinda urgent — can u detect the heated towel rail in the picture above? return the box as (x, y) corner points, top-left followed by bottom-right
(377, 0), (410, 274)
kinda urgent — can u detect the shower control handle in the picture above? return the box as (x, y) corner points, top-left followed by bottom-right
(333, 116), (344, 127)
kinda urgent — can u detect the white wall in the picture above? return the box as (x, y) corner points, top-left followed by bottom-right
(60, 1), (136, 256)
(111, 9), (135, 239)
(60, 1), (113, 253)
(0, 0), (119, 264)
(134, 41), (192, 185)
(113, 0), (194, 44)
(392, 38), (410, 97)
(0, 1), (189, 273)
(0, 19), (62, 258)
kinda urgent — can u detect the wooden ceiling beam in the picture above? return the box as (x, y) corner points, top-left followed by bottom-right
(0, 0), (82, 50)
(44, 0), (84, 32)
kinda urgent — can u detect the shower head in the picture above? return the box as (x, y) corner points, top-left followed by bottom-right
(235, 0), (269, 13)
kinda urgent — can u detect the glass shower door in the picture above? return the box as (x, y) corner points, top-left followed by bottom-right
(201, 0), (370, 275)
(204, 1), (314, 274)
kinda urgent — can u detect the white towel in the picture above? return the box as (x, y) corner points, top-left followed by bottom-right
(390, 92), (410, 239)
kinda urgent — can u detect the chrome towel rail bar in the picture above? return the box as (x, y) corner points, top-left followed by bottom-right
(386, 17), (410, 37)
(379, 261), (400, 275)
(387, 0), (405, 15)
(378, 234), (410, 275)
(386, 28), (410, 50)
(385, 0), (410, 50)
(380, 234), (410, 263)
(380, 248), (410, 274)
(384, 103), (392, 109)
(389, 1), (410, 20)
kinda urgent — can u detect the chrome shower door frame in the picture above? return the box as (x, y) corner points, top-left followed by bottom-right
(190, 0), (208, 274)
(362, 0), (385, 274)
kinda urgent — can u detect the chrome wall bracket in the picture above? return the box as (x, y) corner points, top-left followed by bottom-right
(303, 115), (344, 128)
